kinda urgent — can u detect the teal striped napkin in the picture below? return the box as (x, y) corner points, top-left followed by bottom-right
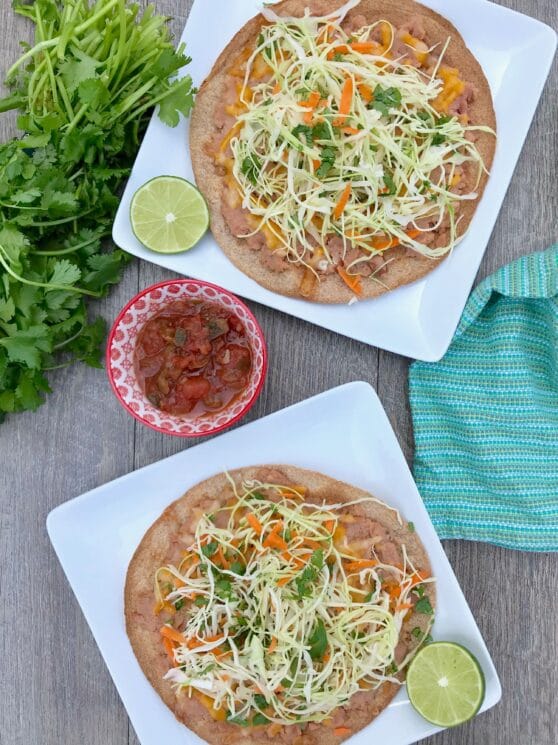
(409, 245), (558, 551)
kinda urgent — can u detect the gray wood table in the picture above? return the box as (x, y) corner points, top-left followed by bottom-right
(1, 1), (556, 744)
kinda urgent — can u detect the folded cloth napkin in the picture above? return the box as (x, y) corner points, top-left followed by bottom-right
(409, 245), (558, 551)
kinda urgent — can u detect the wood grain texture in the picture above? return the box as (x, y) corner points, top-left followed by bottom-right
(0, 1), (556, 745)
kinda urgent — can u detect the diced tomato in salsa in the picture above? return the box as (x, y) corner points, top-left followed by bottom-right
(134, 300), (253, 417)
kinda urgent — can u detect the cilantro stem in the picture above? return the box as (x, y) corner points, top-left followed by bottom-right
(0, 95), (27, 114)
(33, 231), (110, 256)
(0, 248), (101, 297)
(52, 324), (85, 351)
(35, 7), (60, 113)
(6, 41), (59, 82)
(23, 209), (96, 228)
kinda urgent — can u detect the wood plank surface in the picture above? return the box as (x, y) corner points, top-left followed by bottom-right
(0, 1), (556, 744)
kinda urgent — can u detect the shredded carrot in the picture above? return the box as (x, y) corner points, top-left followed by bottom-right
(357, 83), (373, 103)
(406, 228), (421, 239)
(246, 512), (264, 535)
(160, 626), (188, 645)
(327, 44), (349, 60)
(396, 602), (413, 611)
(301, 90), (321, 109)
(264, 532), (289, 551)
(345, 559), (378, 571)
(162, 637), (176, 664)
(324, 520), (336, 534)
(312, 159), (321, 170)
(280, 485), (307, 498)
(333, 183), (352, 220)
(187, 634), (225, 650)
(385, 583), (401, 599)
(350, 42), (376, 53)
(268, 637), (278, 653)
(277, 575), (293, 587)
(216, 546), (230, 569)
(337, 266), (362, 297)
(334, 727), (352, 736)
(342, 126), (360, 135)
(299, 538), (323, 550)
(411, 570), (429, 586)
(272, 81), (281, 95)
(333, 77), (354, 126)
(303, 110), (314, 124)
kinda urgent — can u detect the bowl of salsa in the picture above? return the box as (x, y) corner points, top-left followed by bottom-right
(106, 279), (267, 436)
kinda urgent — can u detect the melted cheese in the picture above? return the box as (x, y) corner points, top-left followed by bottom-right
(195, 693), (228, 721)
(433, 66), (465, 112)
(400, 32), (429, 65)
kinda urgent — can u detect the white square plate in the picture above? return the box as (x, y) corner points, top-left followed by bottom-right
(112, 0), (556, 361)
(48, 381), (500, 745)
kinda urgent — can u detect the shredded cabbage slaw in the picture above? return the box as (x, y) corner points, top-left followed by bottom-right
(154, 476), (434, 728)
(221, 2), (494, 287)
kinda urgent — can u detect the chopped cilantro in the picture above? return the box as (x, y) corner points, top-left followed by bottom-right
(241, 154), (262, 185)
(295, 549), (324, 598)
(230, 561), (246, 575)
(386, 661), (398, 675)
(382, 171), (397, 196)
(308, 618), (328, 660)
(215, 577), (234, 600)
(316, 147), (336, 178)
(227, 713), (250, 726)
(371, 85), (401, 116)
(408, 521), (415, 533)
(252, 713), (269, 726)
(411, 626), (423, 639)
(254, 694), (267, 709)
(415, 596), (434, 615)
(173, 598), (185, 611)
(413, 584), (425, 598)
(292, 124), (313, 145)
(432, 133), (446, 146)
(311, 121), (331, 140)
(201, 541), (218, 557)
(194, 596), (208, 607)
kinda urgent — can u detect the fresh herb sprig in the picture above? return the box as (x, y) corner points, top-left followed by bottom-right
(0, 0), (195, 421)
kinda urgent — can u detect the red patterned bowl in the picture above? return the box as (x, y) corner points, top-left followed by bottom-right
(106, 279), (267, 437)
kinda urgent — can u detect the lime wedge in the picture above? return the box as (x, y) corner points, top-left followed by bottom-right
(130, 176), (209, 254)
(406, 642), (485, 727)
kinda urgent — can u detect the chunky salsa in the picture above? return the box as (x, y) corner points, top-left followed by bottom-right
(134, 300), (252, 417)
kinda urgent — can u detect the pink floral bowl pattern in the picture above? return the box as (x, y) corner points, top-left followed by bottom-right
(106, 279), (267, 437)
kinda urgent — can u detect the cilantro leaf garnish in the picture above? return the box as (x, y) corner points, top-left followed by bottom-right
(371, 85), (402, 116)
(382, 171), (397, 196)
(252, 712), (269, 726)
(316, 147), (336, 178)
(241, 154), (262, 185)
(292, 124), (313, 145)
(201, 541), (218, 557)
(415, 596), (434, 615)
(295, 549), (324, 598)
(308, 618), (328, 660)
(227, 712), (250, 727)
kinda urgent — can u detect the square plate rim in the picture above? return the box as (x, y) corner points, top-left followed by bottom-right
(112, 0), (556, 362)
(47, 380), (502, 745)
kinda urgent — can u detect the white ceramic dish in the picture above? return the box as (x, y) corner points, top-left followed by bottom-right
(112, 0), (556, 361)
(47, 381), (501, 745)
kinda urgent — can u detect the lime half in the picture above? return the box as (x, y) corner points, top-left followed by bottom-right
(130, 176), (209, 254)
(406, 642), (485, 728)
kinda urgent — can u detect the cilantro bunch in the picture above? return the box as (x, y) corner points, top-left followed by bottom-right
(0, 0), (194, 420)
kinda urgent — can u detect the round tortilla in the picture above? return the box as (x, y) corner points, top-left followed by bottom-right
(190, 0), (496, 303)
(125, 465), (435, 744)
